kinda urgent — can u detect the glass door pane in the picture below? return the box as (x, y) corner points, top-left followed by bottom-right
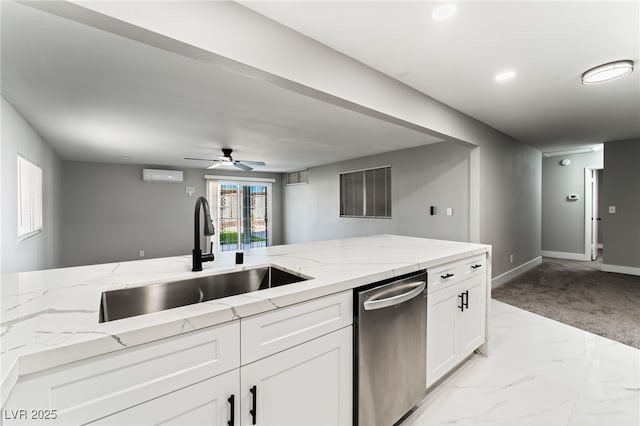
(243, 184), (268, 249)
(219, 183), (240, 251)
(217, 182), (270, 252)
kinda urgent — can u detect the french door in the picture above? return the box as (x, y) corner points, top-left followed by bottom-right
(208, 180), (271, 253)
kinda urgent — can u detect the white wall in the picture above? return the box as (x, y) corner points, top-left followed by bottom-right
(1, 96), (62, 273)
(284, 142), (470, 244)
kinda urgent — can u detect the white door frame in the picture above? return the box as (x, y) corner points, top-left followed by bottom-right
(207, 179), (273, 253)
(583, 167), (603, 261)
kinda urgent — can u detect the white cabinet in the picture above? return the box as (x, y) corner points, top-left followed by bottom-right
(4, 321), (240, 425)
(427, 264), (487, 388)
(5, 292), (353, 426)
(240, 326), (352, 426)
(90, 369), (239, 426)
(241, 291), (352, 365)
(425, 284), (459, 384)
(457, 276), (487, 356)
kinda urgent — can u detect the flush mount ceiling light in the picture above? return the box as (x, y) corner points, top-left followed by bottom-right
(582, 60), (634, 85)
(431, 3), (457, 21)
(495, 70), (516, 83)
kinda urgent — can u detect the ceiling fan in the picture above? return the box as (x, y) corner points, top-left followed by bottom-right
(185, 148), (266, 171)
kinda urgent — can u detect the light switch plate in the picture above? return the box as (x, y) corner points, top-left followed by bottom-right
(609, 206), (616, 214)
(446, 208), (453, 216)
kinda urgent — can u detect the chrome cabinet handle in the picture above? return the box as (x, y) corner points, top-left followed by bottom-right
(363, 281), (426, 311)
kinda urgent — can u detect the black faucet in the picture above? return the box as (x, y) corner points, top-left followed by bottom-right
(192, 196), (215, 271)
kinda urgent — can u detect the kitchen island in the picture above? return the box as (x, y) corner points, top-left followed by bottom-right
(1, 235), (491, 424)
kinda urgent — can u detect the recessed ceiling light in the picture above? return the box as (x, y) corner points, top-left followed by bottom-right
(582, 60), (634, 85)
(431, 3), (457, 21)
(122, 156), (130, 160)
(495, 70), (516, 83)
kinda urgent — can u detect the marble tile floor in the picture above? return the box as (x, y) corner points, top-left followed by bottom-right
(402, 299), (640, 426)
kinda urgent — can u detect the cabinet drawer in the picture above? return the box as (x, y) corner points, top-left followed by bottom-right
(241, 291), (352, 365)
(6, 321), (239, 425)
(427, 262), (460, 293)
(427, 254), (488, 293)
(458, 255), (486, 281)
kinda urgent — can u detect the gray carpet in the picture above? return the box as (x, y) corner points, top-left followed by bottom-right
(492, 255), (640, 349)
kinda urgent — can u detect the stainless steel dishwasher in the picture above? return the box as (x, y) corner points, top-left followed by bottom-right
(354, 271), (427, 426)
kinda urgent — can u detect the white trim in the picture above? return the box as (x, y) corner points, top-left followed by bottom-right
(492, 256), (542, 289)
(469, 147), (480, 243)
(601, 264), (640, 276)
(584, 168), (592, 261)
(339, 164), (391, 175)
(541, 250), (589, 261)
(542, 146), (603, 157)
(204, 175), (275, 183)
(17, 229), (42, 242)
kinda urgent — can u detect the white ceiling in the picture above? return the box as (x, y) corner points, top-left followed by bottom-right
(0, 2), (441, 172)
(243, 1), (640, 152)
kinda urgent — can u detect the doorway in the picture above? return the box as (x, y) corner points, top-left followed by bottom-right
(584, 167), (603, 261)
(207, 179), (272, 253)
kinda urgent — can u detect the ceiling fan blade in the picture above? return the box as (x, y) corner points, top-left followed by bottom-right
(237, 160), (266, 166)
(184, 157), (218, 161)
(234, 162), (252, 171)
(207, 162), (223, 169)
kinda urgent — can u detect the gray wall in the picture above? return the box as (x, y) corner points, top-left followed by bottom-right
(60, 161), (283, 267)
(1, 96), (62, 273)
(477, 135), (541, 276)
(284, 137), (541, 279)
(602, 139), (640, 268)
(542, 151), (603, 254)
(284, 142), (470, 244)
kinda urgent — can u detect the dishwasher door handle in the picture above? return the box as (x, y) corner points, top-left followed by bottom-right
(363, 281), (425, 311)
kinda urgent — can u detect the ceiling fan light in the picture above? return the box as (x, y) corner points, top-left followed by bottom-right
(207, 162), (222, 169)
(582, 60), (634, 85)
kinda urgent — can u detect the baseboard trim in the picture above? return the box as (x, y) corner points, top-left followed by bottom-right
(601, 264), (640, 276)
(541, 250), (589, 261)
(492, 256), (542, 289)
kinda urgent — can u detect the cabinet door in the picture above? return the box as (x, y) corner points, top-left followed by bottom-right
(457, 275), (487, 359)
(241, 326), (352, 426)
(90, 369), (239, 426)
(426, 285), (460, 388)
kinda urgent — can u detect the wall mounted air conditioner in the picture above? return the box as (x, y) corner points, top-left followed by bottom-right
(142, 169), (184, 183)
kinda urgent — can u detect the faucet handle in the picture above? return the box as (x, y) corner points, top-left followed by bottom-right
(209, 241), (214, 254)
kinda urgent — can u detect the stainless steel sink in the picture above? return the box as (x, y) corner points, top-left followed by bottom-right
(99, 266), (309, 323)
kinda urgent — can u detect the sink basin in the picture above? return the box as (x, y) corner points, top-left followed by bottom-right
(99, 266), (309, 323)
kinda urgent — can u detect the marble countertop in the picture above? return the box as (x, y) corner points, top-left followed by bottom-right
(0, 234), (490, 405)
